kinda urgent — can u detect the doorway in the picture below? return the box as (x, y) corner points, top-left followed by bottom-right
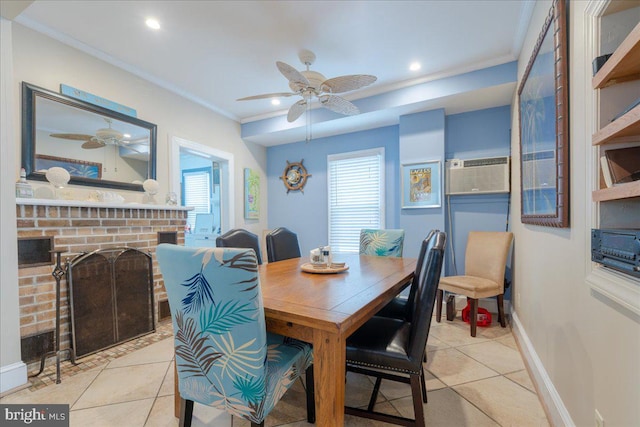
(170, 136), (234, 247)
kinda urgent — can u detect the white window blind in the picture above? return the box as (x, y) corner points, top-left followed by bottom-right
(183, 170), (211, 230)
(328, 148), (385, 253)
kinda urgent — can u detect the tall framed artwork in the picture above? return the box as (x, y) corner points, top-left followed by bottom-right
(518, 0), (569, 227)
(401, 160), (441, 209)
(244, 168), (260, 219)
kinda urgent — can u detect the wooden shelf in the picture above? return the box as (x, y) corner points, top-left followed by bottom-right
(592, 181), (640, 202)
(592, 104), (640, 146)
(593, 22), (640, 89)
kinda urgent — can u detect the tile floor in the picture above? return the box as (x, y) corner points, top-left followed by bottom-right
(1, 316), (550, 427)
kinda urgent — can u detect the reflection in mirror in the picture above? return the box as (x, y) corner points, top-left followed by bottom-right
(22, 82), (157, 192)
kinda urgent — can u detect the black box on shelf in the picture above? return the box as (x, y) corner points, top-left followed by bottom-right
(592, 53), (612, 76)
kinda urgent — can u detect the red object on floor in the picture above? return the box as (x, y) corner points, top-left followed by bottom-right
(461, 302), (492, 327)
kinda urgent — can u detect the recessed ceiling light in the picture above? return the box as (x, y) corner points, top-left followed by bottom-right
(409, 62), (421, 71)
(145, 18), (160, 30)
(271, 99), (281, 106)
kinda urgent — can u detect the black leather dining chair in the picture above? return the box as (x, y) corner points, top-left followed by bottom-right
(266, 227), (301, 262)
(345, 231), (446, 427)
(375, 229), (437, 322)
(216, 228), (262, 265)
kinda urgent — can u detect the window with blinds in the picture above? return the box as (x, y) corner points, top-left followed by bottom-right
(182, 168), (212, 231)
(328, 148), (385, 253)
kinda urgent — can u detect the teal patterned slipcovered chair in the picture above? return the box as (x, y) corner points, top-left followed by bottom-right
(359, 229), (405, 258)
(156, 244), (314, 427)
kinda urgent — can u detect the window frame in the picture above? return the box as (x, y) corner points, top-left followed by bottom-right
(327, 147), (385, 253)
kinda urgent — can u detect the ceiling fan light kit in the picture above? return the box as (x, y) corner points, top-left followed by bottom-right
(238, 49), (377, 141)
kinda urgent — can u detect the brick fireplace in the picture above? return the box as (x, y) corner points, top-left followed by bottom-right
(15, 199), (189, 366)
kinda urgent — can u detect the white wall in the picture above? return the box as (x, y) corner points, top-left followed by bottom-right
(0, 17), (27, 395)
(511, 2), (640, 426)
(1, 22), (267, 390)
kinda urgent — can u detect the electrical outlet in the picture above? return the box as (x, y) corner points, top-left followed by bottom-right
(595, 409), (604, 427)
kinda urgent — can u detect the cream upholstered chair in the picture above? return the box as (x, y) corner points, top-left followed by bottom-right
(436, 231), (513, 337)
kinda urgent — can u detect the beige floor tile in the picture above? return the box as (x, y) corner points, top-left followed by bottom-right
(453, 376), (549, 427)
(392, 387), (499, 427)
(144, 395), (178, 427)
(375, 368), (446, 403)
(456, 340), (525, 374)
(70, 398), (154, 427)
(344, 372), (382, 408)
(426, 335), (450, 352)
(496, 334), (519, 351)
(429, 321), (491, 347)
(426, 348), (499, 387)
(73, 362), (169, 409)
(476, 323), (513, 340)
(505, 370), (537, 393)
(145, 395), (232, 427)
(108, 337), (174, 368)
(158, 361), (175, 397)
(0, 367), (102, 406)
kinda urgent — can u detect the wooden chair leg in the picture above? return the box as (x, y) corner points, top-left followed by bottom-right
(470, 298), (478, 337)
(420, 368), (427, 403)
(305, 366), (316, 423)
(410, 374), (426, 427)
(179, 398), (194, 427)
(497, 294), (506, 327)
(436, 289), (443, 322)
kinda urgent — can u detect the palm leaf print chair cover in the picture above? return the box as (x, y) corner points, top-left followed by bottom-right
(156, 244), (314, 427)
(359, 229), (405, 257)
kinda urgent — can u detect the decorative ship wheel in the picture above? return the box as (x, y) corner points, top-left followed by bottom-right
(280, 159), (311, 193)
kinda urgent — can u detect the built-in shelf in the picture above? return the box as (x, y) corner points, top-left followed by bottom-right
(592, 104), (640, 146)
(592, 181), (640, 202)
(592, 22), (640, 89)
(592, 19), (640, 203)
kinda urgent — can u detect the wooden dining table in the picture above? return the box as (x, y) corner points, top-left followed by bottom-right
(174, 253), (416, 426)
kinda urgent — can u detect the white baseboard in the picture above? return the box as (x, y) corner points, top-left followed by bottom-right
(0, 361), (27, 395)
(510, 309), (574, 427)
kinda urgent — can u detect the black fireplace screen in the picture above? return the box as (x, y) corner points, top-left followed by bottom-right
(67, 247), (155, 358)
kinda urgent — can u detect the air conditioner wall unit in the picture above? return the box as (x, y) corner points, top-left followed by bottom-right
(445, 156), (510, 195)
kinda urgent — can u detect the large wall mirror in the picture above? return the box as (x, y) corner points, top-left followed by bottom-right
(518, 0), (569, 227)
(22, 82), (157, 192)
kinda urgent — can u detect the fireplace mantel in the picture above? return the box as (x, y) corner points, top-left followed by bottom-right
(16, 197), (192, 211)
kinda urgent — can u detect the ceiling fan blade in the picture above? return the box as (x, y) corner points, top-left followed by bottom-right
(321, 75), (377, 94)
(276, 61), (310, 87)
(50, 133), (95, 141)
(319, 95), (360, 116)
(287, 99), (307, 123)
(81, 138), (106, 149)
(237, 92), (297, 101)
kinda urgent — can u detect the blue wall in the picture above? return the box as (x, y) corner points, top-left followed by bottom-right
(399, 109), (446, 258)
(266, 105), (512, 293)
(444, 105), (512, 294)
(267, 126), (399, 254)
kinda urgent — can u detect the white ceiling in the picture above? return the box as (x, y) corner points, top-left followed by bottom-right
(12, 0), (534, 144)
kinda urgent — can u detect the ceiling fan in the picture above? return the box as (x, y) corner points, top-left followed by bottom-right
(50, 118), (147, 150)
(237, 49), (377, 122)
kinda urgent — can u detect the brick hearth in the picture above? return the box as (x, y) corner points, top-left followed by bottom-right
(15, 199), (189, 366)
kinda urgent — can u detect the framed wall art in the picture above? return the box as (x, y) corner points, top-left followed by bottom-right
(244, 168), (260, 219)
(518, 0), (569, 227)
(35, 154), (102, 179)
(401, 160), (441, 209)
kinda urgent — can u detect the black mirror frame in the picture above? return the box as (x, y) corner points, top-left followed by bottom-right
(517, 0), (570, 228)
(21, 82), (157, 192)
